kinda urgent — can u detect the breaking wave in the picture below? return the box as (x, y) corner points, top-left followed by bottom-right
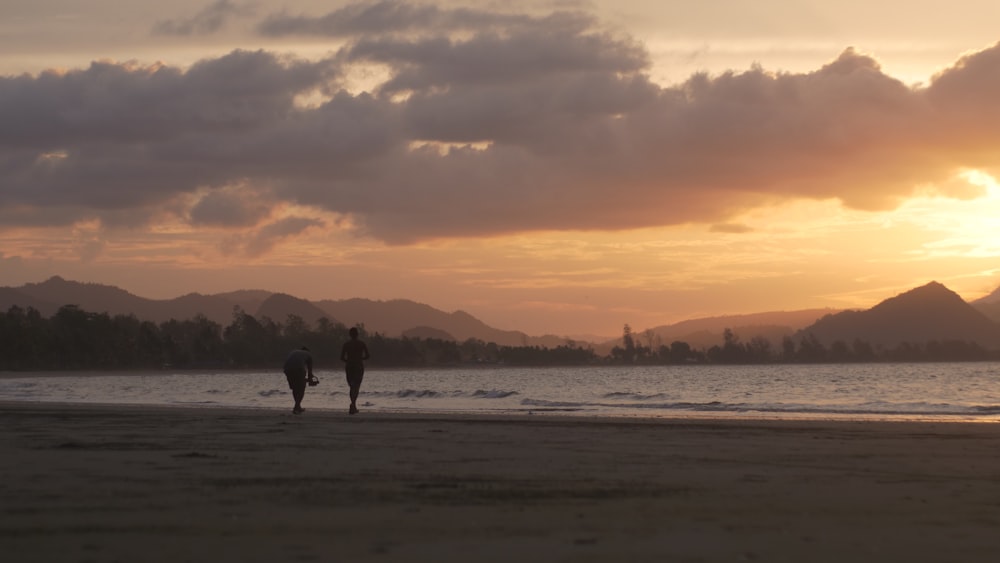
(522, 398), (1000, 417)
(363, 389), (519, 399)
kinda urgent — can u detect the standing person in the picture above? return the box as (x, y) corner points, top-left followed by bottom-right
(340, 327), (370, 415)
(283, 346), (314, 415)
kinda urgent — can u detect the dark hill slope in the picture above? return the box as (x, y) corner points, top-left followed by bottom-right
(315, 298), (566, 347)
(971, 285), (1000, 323)
(593, 309), (836, 354)
(6, 276), (265, 325)
(0, 287), (59, 317)
(256, 293), (337, 327)
(800, 282), (1000, 348)
(15, 276), (147, 316)
(0, 278), (565, 345)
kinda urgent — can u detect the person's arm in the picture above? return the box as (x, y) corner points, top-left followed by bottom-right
(363, 343), (371, 361)
(306, 355), (314, 376)
(340, 343), (348, 363)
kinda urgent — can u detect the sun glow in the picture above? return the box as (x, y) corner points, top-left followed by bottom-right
(34, 150), (69, 165)
(897, 170), (1000, 259)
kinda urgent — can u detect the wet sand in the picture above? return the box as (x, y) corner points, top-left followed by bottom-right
(2, 402), (1000, 562)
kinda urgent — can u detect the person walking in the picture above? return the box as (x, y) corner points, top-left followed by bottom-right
(340, 327), (370, 414)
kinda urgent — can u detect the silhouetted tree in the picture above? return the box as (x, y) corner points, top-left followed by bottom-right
(720, 328), (745, 363)
(797, 333), (827, 363)
(746, 336), (773, 363)
(781, 336), (797, 362)
(829, 340), (851, 362)
(616, 324), (636, 364)
(0, 306), (47, 369)
(668, 340), (694, 363)
(223, 308), (272, 367)
(851, 339), (876, 362)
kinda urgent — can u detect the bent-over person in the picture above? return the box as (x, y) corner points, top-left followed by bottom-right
(283, 347), (314, 415)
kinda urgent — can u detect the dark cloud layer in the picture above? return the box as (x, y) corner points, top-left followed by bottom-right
(153, 0), (255, 36)
(3, 1), (1000, 247)
(257, 0), (571, 39)
(243, 216), (325, 257)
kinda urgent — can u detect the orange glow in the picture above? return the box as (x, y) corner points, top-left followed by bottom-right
(3, 2), (1000, 338)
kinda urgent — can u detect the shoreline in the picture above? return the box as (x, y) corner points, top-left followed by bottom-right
(5, 363), (1000, 423)
(2, 398), (999, 425)
(4, 403), (1000, 561)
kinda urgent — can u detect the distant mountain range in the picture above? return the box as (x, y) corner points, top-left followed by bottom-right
(797, 282), (1000, 348)
(606, 309), (841, 353)
(0, 277), (569, 348)
(970, 284), (1000, 324)
(3, 276), (1000, 350)
(595, 281), (1000, 352)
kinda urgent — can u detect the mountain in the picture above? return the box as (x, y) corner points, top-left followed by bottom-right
(2, 277), (254, 326)
(314, 298), (568, 347)
(402, 326), (456, 340)
(0, 277), (569, 347)
(800, 281), (1000, 348)
(970, 287), (1000, 323)
(159, 293), (244, 325)
(0, 286), (60, 317)
(8, 276), (1000, 351)
(595, 309), (838, 353)
(12, 276), (147, 317)
(256, 293), (337, 327)
(973, 285), (1000, 305)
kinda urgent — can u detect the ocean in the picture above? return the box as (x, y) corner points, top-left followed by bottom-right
(3, 363), (1000, 421)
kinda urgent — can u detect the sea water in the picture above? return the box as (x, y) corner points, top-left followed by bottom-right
(2, 363), (1000, 421)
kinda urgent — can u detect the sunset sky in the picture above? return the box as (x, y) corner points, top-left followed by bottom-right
(3, 0), (1000, 339)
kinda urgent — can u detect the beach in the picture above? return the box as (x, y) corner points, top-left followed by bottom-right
(2, 403), (1000, 562)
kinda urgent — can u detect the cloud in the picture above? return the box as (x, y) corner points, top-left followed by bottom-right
(3, 2), (1000, 249)
(188, 186), (272, 227)
(257, 0), (576, 39)
(346, 20), (649, 96)
(710, 223), (754, 234)
(0, 252), (22, 267)
(238, 216), (325, 257)
(73, 233), (106, 262)
(153, 1), (256, 36)
(0, 49), (339, 226)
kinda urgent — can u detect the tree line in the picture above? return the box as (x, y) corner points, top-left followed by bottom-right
(1, 307), (997, 371)
(0, 305), (599, 370)
(609, 324), (1000, 364)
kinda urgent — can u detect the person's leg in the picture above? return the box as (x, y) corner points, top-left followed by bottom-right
(287, 370), (306, 413)
(349, 382), (359, 413)
(345, 373), (357, 413)
(346, 366), (364, 414)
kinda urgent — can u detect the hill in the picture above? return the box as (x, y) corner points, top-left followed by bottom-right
(256, 293), (337, 327)
(0, 286), (59, 317)
(800, 281), (1000, 348)
(8, 276), (1000, 352)
(970, 287), (1000, 323)
(402, 326), (456, 340)
(595, 309), (838, 353)
(2, 277), (254, 326)
(0, 277), (570, 348)
(9, 276), (146, 318)
(972, 285), (1000, 305)
(314, 298), (568, 348)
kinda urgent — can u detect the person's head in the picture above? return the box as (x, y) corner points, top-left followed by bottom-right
(349, 327), (359, 339)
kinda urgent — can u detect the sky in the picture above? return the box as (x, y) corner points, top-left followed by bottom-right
(2, 0), (1000, 339)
